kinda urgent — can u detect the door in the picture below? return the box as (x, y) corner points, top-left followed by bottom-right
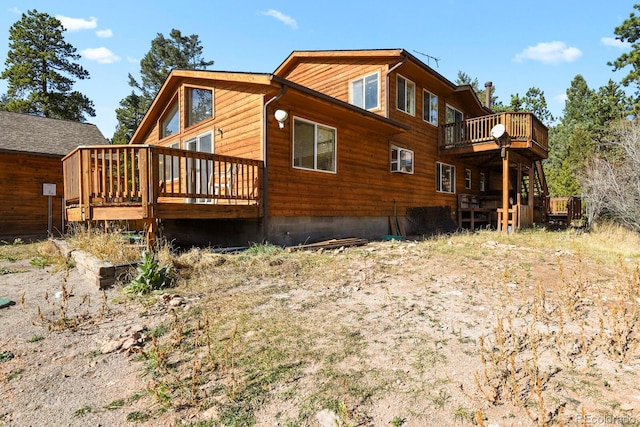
(185, 132), (213, 203)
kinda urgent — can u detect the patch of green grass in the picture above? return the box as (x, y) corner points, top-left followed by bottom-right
(6, 369), (23, 382)
(27, 335), (44, 343)
(29, 255), (52, 268)
(104, 399), (125, 410)
(0, 351), (15, 363)
(73, 405), (92, 417)
(126, 411), (151, 422)
(390, 416), (405, 426)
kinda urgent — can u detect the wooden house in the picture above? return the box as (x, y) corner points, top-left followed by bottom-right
(0, 111), (108, 240)
(62, 49), (550, 246)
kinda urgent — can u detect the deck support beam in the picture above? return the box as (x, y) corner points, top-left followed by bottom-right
(501, 149), (510, 233)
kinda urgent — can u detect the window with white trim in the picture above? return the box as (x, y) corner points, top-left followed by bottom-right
(445, 104), (464, 144)
(390, 145), (414, 174)
(480, 172), (486, 192)
(160, 141), (180, 181)
(350, 72), (379, 110)
(423, 89), (438, 125)
(436, 162), (455, 193)
(465, 168), (472, 189)
(396, 74), (415, 116)
(293, 117), (336, 173)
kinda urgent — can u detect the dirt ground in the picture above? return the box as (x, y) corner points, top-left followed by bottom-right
(1, 232), (639, 426)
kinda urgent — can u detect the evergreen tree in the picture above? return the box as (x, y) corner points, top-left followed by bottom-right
(456, 71), (500, 108)
(113, 29), (213, 143)
(507, 88), (554, 124)
(609, 3), (640, 111)
(0, 9), (95, 121)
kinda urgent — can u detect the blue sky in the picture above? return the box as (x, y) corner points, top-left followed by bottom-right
(0, 1), (636, 139)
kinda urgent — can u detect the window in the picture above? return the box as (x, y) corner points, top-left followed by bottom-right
(423, 90), (438, 125)
(445, 104), (464, 144)
(390, 145), (414, 174)
(480, 172), (486, 192)
(160, 142), (180, 182)
(293, 118), (336, 173)
(160, 102), (179, 139)
(350, 72), (379, 110)
(186, 132), (213, 202)
(465, 168), (472, 189)
(396, 74), (415, 115)
(436, 162), (455, 193)
(188, 88), (213, 126)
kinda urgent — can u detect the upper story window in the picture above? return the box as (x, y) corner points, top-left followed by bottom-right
(187, 88), (213, 127)
(396, 74), (415, 116)
(423, 89), (438, 126)
(436, 161), (455, 194)
(390, 145), (414, 174)
(293, 117), (336, 173)
(350, 72), (379, 110)
(160, 101), (179, 139)
(446, 104), (463, 124)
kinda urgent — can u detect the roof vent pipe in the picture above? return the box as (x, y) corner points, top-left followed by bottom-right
(484, 81), (492, 109)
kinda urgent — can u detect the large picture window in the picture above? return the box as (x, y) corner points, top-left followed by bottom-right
(160, 101), (179, 139)
(436, 162), (455, 193)
(187, 88), (213, 127)
(293, 118), (336, 173)
(390, 145), (414, 174)
(350, 72), (379, 110)
(396, 74), (415, 116)
(423, 90), (438, 125)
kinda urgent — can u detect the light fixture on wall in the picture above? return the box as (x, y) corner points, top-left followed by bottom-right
(217, 127), (224, 137)
(490, 123), (511, 158)
(274, 109), (288, 129)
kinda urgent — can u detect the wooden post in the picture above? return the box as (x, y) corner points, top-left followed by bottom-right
(501, 149), (510, 233)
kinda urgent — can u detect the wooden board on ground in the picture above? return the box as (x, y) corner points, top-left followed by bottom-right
(286, 237), (369, 251)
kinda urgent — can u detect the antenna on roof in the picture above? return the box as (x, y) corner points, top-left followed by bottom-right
(413, 50), (440, 68)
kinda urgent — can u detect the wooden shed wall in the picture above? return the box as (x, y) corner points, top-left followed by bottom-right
(0, 152), (64, 238)
(140, 79), (269, 160)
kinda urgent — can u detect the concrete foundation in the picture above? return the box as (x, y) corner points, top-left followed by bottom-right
(266, 216), (389, 246)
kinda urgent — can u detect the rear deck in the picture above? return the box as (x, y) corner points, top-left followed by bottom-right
(63, 145), (263, 226)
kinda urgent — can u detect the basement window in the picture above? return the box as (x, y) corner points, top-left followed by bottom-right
(436, 162), (455, 193)
(390, 145), (414, 174)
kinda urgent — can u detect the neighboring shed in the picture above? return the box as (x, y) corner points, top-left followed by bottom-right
(0, 111), (108, 240)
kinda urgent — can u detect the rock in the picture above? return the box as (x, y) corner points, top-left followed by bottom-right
(315, 409), (339, 427)
(101, 339), (124, 354)
(169, 296), (185, 307)
(202, 406), (219, 420)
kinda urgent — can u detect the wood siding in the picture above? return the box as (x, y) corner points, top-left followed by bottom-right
(0, 152), (64, 238)
(138, 78), (270, 161)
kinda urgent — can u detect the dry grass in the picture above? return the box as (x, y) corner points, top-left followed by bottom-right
(41, 225), (640, 425)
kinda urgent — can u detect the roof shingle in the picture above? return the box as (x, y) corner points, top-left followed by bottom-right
(0, 111), (108, 156)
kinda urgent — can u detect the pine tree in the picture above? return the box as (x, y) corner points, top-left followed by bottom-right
(113, 29), (213, 143)
(0, 9), (95, 121)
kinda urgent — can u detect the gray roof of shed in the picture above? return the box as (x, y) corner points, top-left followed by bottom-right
(0, 110), (108, 156)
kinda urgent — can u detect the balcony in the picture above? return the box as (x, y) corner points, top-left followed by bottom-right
(62, 145), (263, 224)
(439, 112), (548, 161)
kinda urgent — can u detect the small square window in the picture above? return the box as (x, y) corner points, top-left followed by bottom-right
(391, 145), (414, 174)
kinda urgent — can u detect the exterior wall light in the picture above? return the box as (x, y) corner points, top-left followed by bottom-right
(274, 109), (288, 129)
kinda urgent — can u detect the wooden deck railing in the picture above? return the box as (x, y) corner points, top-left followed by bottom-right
(548, 196), (582, 224)
(440, 112), (548, 152)
(62, 145), (262, 220)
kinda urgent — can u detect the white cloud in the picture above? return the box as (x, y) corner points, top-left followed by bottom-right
(8, 7), (21, 14)
(601, 37), (630, 48)
(81, 47), (120, 64)
(96, 28), (113, 38)
(261, 9), (298, 29)
(514, 41), (582, 64)
(56, 15), (98, 31)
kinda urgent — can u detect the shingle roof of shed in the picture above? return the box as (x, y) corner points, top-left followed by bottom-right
(0, 111), (108, 156)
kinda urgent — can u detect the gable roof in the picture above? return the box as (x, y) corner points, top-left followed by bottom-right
(275, 48), (490, 116)
(0, 111), (108, 156)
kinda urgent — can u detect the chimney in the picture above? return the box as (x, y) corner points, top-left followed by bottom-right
(484, 81), (492, 108)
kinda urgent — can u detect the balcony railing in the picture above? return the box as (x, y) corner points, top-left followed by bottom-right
(63, 145), (263, 221)
(440, 112), (548, 153)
